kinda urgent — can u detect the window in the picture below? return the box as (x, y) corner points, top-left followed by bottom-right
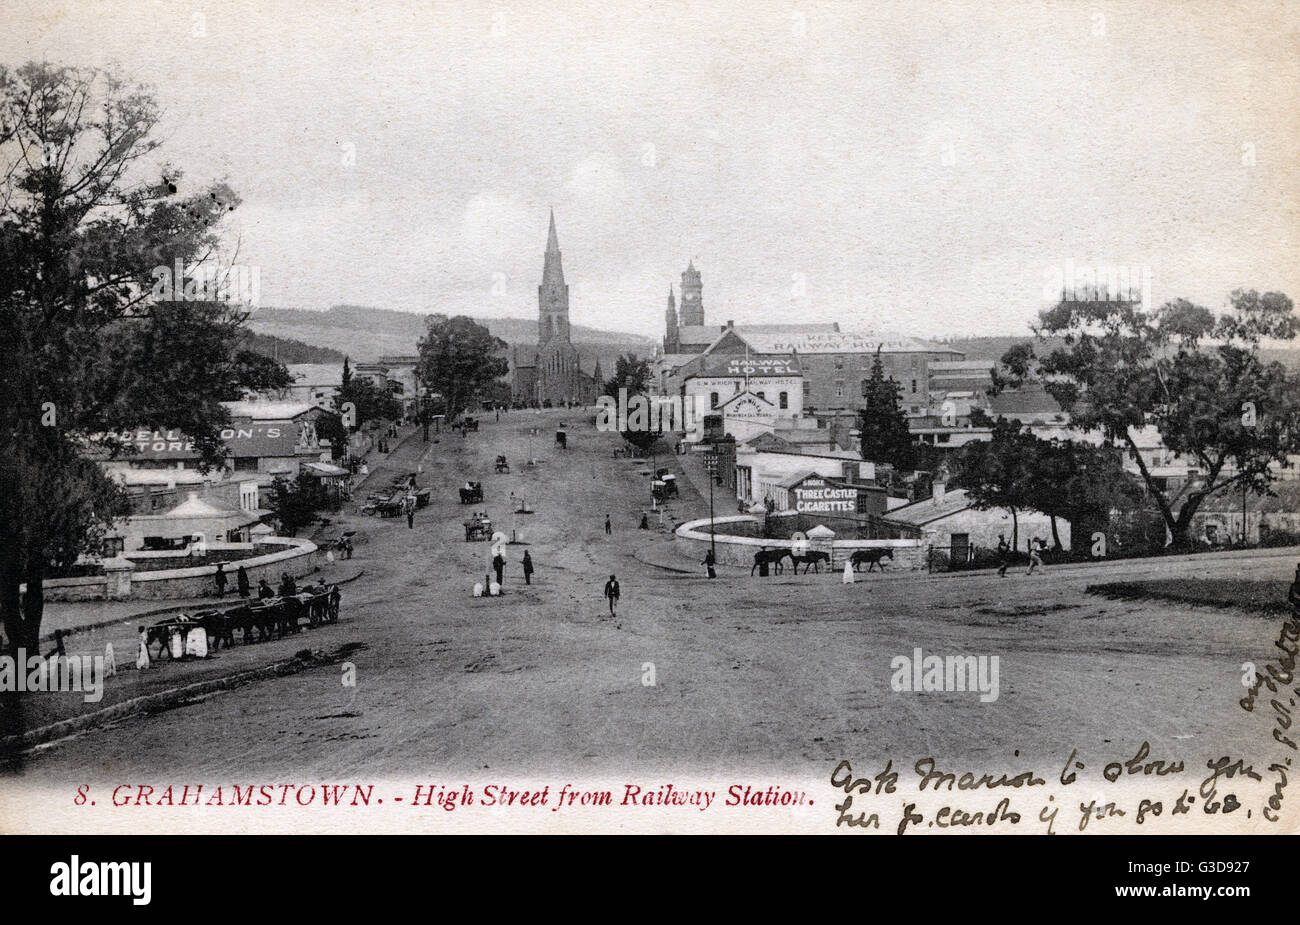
(802, 380), (810, 395)
(861, 379), (869, 397)
(779, 392), (788, 409)
(233, 457), (258, 471)
(911, 379), (917, 393)
(757, 391), (766, 402)
(835, 379), (845, 398)
(710, 392), (719, 409)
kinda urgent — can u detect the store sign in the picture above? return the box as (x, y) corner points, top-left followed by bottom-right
(793, 476), (858, 513)
(112, 425), (293, 459)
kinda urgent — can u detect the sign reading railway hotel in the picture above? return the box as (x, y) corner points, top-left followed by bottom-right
(792, 476), (859, 513)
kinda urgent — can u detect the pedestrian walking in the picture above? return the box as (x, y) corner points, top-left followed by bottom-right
(604, 514), (612, 535)
(1027, 537), (1045, 575)
(214, 562), (227, 597)
(603, 574), (620, 616)
(996, 534), (1010, 578)
(703, 548), (716, 579)
(522, 550), (534, 585)
(492, 552), (505, 587)
(236, 565), (250, 598)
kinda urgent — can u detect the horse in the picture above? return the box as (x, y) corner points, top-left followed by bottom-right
(751, 548), (792, 575)
(850, 549), (894, 572)
(791, 550), (831, 574)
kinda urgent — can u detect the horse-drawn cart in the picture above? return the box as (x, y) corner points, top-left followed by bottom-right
(459, 482), (484, 504)
(494, 455), (510, 473)
(464, 517), (493, 542)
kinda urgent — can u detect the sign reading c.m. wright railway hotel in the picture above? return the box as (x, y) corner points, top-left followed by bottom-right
(1, 0), (1299, 856)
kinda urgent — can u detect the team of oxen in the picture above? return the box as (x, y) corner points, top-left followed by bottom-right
(144, 585), (342, 660)
(750, 547), (894, 576)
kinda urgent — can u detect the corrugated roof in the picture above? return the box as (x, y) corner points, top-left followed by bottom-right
(733, 330), (960, 355)
(887, 488), (973, 524)
(776, 469), (823, 489)
(222, 400), (315, 420)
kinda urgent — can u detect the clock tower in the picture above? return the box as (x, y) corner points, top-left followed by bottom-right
(679, 260), (704, 326)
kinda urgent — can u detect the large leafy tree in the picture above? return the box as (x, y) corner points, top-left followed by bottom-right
(858, 348), (914, 470)
(218, 349), (292, 400)
(0, 62), (261, 655)
(1019, 437), (1141, 551)
(416, 314), (508, 418)
(954, 416), (1036, 549)
(334, 371), (401, 428)
(995, 289), (1300, 548)
(602, 352), (650, 399)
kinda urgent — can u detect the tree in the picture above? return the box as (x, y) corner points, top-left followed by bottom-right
(1019, 438), (1141, 551)
(995, 288), (1300, 548)
(858, 348), (914, 470)
(600, 353), (659, 453)
(0, 62), (263, 657)
(267, 473), (335, 536)
(954, 417), (1035, 549)
(334, 372), (401, 429)
(315, 410), (348, 461)
(217, 349), (292, 400)
(416, 314), (508, 418)
(602, 352), (650, 399)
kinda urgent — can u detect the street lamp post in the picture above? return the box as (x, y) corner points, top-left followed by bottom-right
(704, 453), (717, 558)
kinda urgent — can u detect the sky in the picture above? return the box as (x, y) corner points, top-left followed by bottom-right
(4, 0), (1298, 340)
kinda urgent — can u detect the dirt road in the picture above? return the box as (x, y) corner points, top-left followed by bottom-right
(7, 409), (1297, 787)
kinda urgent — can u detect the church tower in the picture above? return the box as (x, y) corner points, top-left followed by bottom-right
(679, 260), (704, 326)
(664, 286), (679, 353)
(538, 209), (570, 345)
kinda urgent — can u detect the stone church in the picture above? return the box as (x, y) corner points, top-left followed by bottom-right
(510, 211), (601, 407)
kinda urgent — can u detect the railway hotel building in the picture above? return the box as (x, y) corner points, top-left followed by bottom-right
(692, 326), (964, 415)
(658, 261), (963, 415)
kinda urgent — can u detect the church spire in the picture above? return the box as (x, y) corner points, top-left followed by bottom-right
(546, 208), (560, 254)
(539, 210), (570, 345)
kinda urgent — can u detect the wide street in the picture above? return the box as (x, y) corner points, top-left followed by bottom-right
(7, 409), (1298, 786)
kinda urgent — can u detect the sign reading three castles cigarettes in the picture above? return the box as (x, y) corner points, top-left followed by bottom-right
(792, 477), (858, 513)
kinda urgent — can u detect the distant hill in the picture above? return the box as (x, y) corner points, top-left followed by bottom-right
(248, 305), (655, 378)
(238, 330), (346, 364)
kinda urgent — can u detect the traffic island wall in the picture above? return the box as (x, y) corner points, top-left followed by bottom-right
(35, 537), (322, 602)
(673, 515), (926, 569)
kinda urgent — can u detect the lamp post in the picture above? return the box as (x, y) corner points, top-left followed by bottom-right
(704, 453), (717, 558)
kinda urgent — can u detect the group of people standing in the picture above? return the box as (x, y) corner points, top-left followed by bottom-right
(214, 562), (308, 600)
